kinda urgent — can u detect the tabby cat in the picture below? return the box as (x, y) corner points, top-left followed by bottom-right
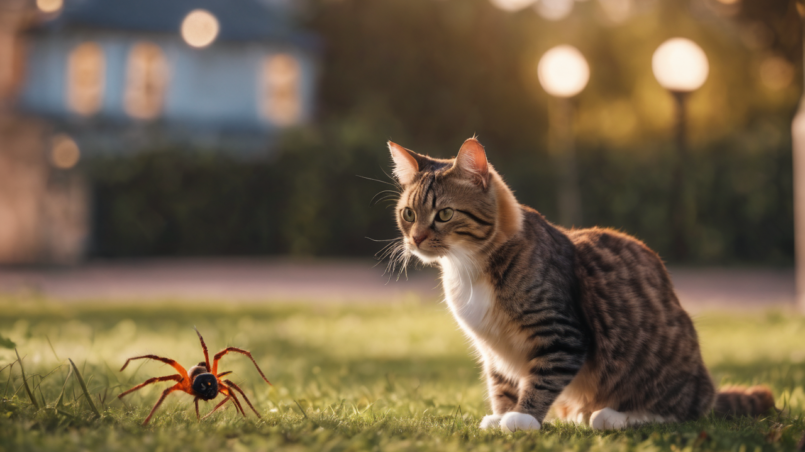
(386, 137), (774, 431)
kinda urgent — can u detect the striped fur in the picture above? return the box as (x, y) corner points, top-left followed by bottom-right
(714, 386), (776, 418)
(387, 137), (775, 430)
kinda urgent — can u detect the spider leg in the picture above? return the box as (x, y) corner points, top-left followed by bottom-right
(217, 371), (233, 378)
(142, 383), (182, 425)
(212, 348), (271, 385)
(194, 327), (212, 370)
(224, 379), (261, 418)
(120, 355), (188, 379)
(201, 395), (232, 420)
(225, 386), (247, 418)
(194, 397), (200, 421)
(118, 374), (183, 399)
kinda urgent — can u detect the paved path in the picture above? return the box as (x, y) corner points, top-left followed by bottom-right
(0, 259), (797, 311)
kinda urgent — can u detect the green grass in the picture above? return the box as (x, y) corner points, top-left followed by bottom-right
(0, 296), (804, 451)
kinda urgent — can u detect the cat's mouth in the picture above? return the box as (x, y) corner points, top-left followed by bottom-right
(408, 243), (443, 263)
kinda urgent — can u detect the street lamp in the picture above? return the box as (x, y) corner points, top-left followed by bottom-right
(489, 0), (535, 12)
(538, 45), (590, 227)
(652, 39), (709, 92)
(181, 10), (219, 48)
(36, 0), (63, 13)
(652, 38), (709, 261)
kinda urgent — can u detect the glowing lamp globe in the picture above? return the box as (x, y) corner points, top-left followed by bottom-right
(489, 0), (535, 12)
(538, 45), (590, 98)
(652, 38), (709, 92)
(181, 10), (220, 48)
(36, 0), (63, 13)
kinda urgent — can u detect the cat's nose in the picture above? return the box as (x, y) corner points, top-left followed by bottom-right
(413, 232), (429, 247)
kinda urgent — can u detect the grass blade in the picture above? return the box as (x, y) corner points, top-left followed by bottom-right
(68, 358), (100, 418)
(45, 335), (60, 361)
(54, 365), (73, 408)
(294, 399), (308, 419)
(14, 348), (39, 410)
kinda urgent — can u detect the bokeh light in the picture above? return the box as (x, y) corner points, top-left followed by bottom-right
(489, 0), (535, 12)
(36, 0), (63, 13)
(652, 38), (709, 92)
(598, 0), (633, 23)
(759, 56), (795, 90)
(535, 0), (574, 21)
(538, 45), (590, 98)
(181, 10), (220, 48)
(50, 134), (80, 169)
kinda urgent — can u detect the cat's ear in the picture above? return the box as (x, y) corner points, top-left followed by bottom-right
(454, 137), (489, 189)
(388, 141), (420, 185)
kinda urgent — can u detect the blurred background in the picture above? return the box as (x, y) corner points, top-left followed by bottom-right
(0, 0), (801, 308)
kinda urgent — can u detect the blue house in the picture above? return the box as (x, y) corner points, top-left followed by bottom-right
(18, 0), (318, 153)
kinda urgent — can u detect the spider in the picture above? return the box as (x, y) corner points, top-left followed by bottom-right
(118, 328), (272, 425)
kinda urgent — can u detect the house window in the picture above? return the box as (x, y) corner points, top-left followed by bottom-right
(0, 32), (16, 101)
(124, 42), (168, 120)
(67, 42), (105, 115)
(261, 53), (302, 126)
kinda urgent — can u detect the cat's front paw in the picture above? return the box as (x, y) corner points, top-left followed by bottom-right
(590, 408), (628, 430)
(479, 414), (503, 429)
(500, 412), (541, 432)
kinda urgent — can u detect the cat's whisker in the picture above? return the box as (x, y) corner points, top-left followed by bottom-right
(399, 252), (411, 281)
(379, 167), (403, 190)
(372, 196), (400, 207)
(374, 241), (395, 255)
(377, 241), (402, 266)
(374, 249), (397, 269)
(356, 174), (402, 191)
(389, 242), (412, 281)
(370, 190), (401, 206)
(373, 196), (399, 206)
(382, 242), (407, 278)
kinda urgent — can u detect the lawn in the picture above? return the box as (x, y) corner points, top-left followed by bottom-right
(1, 296), (804, 451)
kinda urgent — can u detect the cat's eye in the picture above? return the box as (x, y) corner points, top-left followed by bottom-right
(437, 208), (454, 222)
(402, 207), (416, 222)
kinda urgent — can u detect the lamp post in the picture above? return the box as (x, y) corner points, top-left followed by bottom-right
(538, 45), (590, 228)
(652, 38), (709, 261)
(793, 14), (805, 313)
(794, 104), (805, 313)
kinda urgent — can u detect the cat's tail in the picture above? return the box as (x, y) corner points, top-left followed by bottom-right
(714, 385), (776, 418)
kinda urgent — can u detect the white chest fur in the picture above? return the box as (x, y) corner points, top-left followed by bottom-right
(440, 253), (530, 380)
(440, 255), (497, 339)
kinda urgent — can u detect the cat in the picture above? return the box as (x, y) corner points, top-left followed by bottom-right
(385, 137), (775, 432)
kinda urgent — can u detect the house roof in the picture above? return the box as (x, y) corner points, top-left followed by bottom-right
(38, 0), (315, 45)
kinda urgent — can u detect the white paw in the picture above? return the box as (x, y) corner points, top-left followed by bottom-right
(479, 414), (502, 429)
(500, 412), (541, 432)
(590, 408), (628, 430)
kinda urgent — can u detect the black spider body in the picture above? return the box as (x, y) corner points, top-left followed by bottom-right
(192, 373), (219, 400)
